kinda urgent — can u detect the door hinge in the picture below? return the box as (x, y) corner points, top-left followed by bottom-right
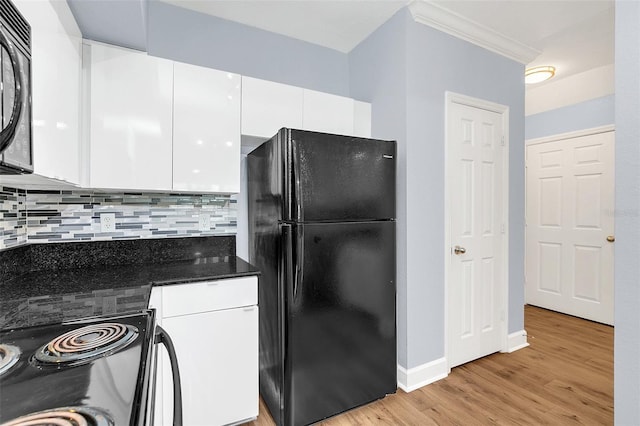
(501, 223), (506, 234)
(501, 136), (505, 146)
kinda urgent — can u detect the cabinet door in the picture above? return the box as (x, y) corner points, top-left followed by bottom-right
(241, 76), (303, 138)
(88, 43), (173, 191)
(353, 101), (372, 138)
(159, 306), (259, 426)
(15, 0), (81, 184)
(173, 62), (241, 193)
(302, 89), (354, 136)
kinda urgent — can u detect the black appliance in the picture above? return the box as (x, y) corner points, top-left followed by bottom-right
(0, 310), (182, 426)
(248, 128), (397, 426)
(0, 0), (32, 174)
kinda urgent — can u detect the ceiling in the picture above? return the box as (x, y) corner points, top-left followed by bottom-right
(160, 0), (614, 83)
(161, 0), (410, 53)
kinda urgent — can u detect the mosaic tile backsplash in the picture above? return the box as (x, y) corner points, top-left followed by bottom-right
(0, 186), (237, 250)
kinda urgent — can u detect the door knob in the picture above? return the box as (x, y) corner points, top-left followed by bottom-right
(454, 246), (466, 255)
(606, 235), (615, 243)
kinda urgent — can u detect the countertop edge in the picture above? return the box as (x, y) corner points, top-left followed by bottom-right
(150, 270), (261, 287)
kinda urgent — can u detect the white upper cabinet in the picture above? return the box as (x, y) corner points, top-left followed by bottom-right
(302, 89), (355, 135)
(173, 63), (241, 193)
(15, 0), (82, 184)
(87, 43), (173, 191)
(353, 101), (372, 138)
(242, 78), (371, 140)
(80, 41), (371, 192)
(86, 44), (241, 193)
(241, 76), (303, 139)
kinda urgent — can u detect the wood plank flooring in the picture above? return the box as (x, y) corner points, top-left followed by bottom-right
(246, 305), (613, 425)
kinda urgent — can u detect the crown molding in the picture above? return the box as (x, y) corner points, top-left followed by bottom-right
(408, 0), (541, 64)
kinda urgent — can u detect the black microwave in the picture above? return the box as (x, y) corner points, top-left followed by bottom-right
(0, 0), (31, 174)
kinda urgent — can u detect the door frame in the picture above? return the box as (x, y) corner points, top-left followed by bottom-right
(444, 92), (510, 370)
(525, 124), (615, 147)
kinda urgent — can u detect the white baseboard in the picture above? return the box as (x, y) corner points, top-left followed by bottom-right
(397, 332), (528, 392)
(397, 357), (448, 392)
(503, 329), (529, 353)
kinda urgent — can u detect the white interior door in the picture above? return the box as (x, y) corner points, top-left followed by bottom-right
(525, 130), (615, 325)
(447, 97), (507, 369)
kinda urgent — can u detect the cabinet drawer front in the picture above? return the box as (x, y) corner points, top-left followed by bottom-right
(161, 276), (257, 317)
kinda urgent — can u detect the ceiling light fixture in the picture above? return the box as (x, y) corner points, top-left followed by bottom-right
(525, 66), (556, 84)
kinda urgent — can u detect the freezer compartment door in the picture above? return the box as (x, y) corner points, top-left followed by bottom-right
(285, 129), (396, 222)
(284, 221), (397, 426)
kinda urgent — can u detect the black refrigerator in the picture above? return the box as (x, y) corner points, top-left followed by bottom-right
(247, 128), (397, 426)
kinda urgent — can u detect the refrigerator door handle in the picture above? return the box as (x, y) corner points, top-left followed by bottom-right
(292, 140), (302, 222)
(283, 131), (293, 221)
(283, 224), (294, 300)
(294, 225), (304, 300)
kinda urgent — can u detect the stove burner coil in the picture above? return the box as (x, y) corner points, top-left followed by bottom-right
(0, 406), (113, 426)
(0, 344), (20, 376)
(34, 323), (138, 366)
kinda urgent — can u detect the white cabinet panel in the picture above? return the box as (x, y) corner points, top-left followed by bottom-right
(241, 76), (303, 138)
(152, 275), (259, 426)
(302, 89), (354, 136)
(15, 0), (82, 184)
(353, 101), (372, 138)
(88, 43), (173, 191)
(173, 63), (241, 193)
(160, 306), (259, 426)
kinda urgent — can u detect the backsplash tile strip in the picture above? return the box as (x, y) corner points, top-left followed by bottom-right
(0, 187), (237, 250)
(1, 187), (27, 248)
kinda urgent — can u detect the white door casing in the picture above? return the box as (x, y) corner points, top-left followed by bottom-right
(525, 127), (615, 325)
(445, 93), (509, 369)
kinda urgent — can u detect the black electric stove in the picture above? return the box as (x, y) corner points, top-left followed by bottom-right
(0, 310), (155, 426)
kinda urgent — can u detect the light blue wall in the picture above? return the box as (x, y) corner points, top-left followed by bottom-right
(525, 95), (615, 140)
(406, 21), (525, 364)
(349, 9), (409, 367)
(146, 1), (350, 97)
(350, 9), (525, 369)
(614, 0), (640, 423)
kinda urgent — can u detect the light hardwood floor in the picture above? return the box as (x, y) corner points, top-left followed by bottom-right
(247, 305), (613, 425)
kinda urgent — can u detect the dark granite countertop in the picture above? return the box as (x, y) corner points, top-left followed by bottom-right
(0, 237), (260, 330)
(0, 256), (259, 330)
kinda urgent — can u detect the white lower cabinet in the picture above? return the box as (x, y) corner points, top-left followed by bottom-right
(150, 276), (259, 426)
